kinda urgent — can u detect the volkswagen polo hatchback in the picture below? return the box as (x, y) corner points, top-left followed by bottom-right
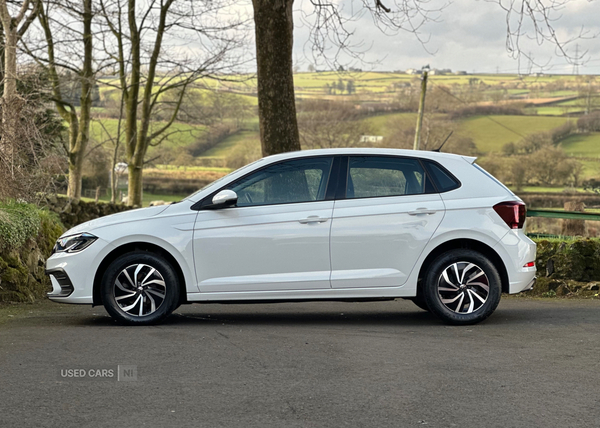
(46, 148), (536, 325)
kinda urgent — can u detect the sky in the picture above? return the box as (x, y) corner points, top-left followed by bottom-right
(286, 0), (600, 74)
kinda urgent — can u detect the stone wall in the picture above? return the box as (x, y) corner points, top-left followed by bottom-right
(41, 195), (132, 230)
(0, 204), (64, 302)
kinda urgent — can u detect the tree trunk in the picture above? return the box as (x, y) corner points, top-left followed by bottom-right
(124, 0), (141, 207)
(67, 158), (83, 199)
(0, 18), (18, 160)
(64, 0), (93, 200)
(2, 27), (16, 101)
(252, 0), (301, 156)
(127, 164), (143, 207)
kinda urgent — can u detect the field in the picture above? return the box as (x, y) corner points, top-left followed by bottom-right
(91, 119), (205, 157)
(457, 115), (573, 153)
(85, 71), (600, 198)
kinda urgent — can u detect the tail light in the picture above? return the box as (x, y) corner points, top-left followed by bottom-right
(493, 201), (526, 229)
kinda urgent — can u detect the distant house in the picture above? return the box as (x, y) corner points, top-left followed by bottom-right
(455, 71), (468, 75)
(360, 135), (384, 144)
(355, 102), (393, 113)
(406, 68), (422, 75)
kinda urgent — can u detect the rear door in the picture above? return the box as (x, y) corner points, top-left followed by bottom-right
(330, 155), (445, 289)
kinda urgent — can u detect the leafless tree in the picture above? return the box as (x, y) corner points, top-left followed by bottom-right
(297, 99), (373, 149)
(20, 0), (101, 199)
(97, 0), (245, 206)
(0, 0), (39, 165)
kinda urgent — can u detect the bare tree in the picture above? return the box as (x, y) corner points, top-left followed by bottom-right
(297, 99), (373, 149)
(98, 0), (243, 206)
(0, 0), (39, 159)
(21, 0), (98, 199)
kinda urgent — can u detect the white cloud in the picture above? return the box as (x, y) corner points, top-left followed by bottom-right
(290, 0), (600, 74)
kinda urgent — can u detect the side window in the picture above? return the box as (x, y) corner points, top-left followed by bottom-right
(346, 156), (426, 199)
(423, 160), (460, 192)
(229, 157), (333, 207)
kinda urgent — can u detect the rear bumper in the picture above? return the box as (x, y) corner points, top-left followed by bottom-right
(494, 229), (537, 294)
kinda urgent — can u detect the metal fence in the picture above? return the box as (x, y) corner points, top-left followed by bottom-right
(526, 209), (600, 239)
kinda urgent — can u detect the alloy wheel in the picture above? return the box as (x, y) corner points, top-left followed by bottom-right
(437, 261), (490, 314)
(113, 264), (167, 317)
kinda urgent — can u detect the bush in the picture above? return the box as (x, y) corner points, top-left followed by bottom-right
(446, 104), (524, 120)
(0, 201), (64, 302)
(534, 238), (600, 282)
(577, 112), (600, 133)
(0, 201), (42, 252)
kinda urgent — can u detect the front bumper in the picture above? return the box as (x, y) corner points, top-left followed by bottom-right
(46, 268), (74, 297)
(45, 237), (113, 304)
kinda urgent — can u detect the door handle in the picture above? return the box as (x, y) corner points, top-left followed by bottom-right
(408, 208), (437, 216)
(298, 216), (329, 224)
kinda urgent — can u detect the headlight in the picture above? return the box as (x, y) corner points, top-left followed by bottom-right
(53, 233), (98, 254)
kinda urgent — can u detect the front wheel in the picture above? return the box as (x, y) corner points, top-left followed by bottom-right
(423, 249), (502, 325)
(101, 251), (180, 325)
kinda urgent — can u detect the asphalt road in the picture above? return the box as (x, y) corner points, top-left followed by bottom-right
(0, 298), (599, 428)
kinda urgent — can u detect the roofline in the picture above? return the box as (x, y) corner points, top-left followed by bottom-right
(263, 148), (477, 163)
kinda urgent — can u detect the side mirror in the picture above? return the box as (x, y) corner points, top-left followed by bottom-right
(209, 189), (238, 209)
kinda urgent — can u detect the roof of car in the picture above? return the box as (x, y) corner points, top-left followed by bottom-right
(262, 148), (477, 164)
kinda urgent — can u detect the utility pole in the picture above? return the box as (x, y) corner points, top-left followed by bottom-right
(413, 68), (428, 150)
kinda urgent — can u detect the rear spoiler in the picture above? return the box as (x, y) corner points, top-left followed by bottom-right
(462, 156), (477, 164)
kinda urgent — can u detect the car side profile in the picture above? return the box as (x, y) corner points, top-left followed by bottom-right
(46, 148), (536, 325)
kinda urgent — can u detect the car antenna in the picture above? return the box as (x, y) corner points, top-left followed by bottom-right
(432, 131), (453, 152)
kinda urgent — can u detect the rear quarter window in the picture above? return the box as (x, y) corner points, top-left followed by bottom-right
(423, 160), (460, 192)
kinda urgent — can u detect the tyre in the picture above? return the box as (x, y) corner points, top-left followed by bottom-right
(423, 249), (502, 325)
(101, 251), (180, 325)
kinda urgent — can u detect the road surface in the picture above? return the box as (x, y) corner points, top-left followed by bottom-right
(0, 298), (598, 427)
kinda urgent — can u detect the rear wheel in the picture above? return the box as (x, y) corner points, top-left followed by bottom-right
(423, 249), (501, 325)
(101, 252), (180, 325)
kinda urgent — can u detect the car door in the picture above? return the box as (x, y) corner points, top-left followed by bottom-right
(192, 156), (336, 293)
(330, 155), (445, 289)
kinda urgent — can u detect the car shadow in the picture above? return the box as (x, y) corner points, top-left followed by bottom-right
(74, 299), (600, 328)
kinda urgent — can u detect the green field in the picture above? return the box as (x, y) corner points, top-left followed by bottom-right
(91, 119), (205, 155)
(185, 113), (599, 164)
(561, 133), (600, 157)
(457, 115), (573, 153)
(202, 130), (262, 158)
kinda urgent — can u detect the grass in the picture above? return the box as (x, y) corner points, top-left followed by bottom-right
(201, 130), (261, 158)
(457, 115), (573, 153)
(561, 133), (600, 157)
(90, 119), (205, 155)
(363, 112), (418, 136)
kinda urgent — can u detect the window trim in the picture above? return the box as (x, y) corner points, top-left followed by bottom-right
(192, 155), (339, 210)
(336, 154), (440, 201)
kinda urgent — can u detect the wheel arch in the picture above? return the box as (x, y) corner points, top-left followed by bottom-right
(93, 242), (188, 306)
(416, 238), (509, 295)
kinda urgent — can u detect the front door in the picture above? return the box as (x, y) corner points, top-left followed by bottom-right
(193, 156), (335, 293)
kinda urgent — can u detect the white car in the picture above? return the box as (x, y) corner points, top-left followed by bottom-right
(46, 148), (536, 325)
